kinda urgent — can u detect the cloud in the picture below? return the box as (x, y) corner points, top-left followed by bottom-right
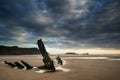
(0, 0), (120, 50)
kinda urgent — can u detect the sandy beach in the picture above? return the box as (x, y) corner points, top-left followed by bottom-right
(0, 55), (120, 80)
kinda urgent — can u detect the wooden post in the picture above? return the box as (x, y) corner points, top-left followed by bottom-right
(4, 61), (16, 68)
(37, 39), (55, 72)
(14, 61), (24, 69)
(21, 60), (33, 70)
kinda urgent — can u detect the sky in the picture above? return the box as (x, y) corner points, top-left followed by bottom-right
(0, 0), (120, 54)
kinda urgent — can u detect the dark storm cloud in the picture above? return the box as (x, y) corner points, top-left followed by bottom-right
(0, 0), (120, 49)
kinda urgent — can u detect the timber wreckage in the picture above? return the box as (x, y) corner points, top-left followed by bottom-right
(4, 39), (63, 72)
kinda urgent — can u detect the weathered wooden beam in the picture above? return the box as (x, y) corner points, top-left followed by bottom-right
(14, 61), (24, 69)
(21, 60), (33, 70)
(56, 55), (63, 65)
(37, 39), (55, 72)
(4, 61), (16, 68)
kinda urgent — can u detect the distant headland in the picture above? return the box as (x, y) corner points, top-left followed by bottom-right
(0, 45), (40, 55)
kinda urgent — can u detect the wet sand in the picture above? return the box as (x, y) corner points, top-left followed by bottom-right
(0, 55), (120, 80)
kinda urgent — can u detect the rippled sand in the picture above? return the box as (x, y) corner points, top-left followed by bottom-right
(0, 55), (120, 80)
